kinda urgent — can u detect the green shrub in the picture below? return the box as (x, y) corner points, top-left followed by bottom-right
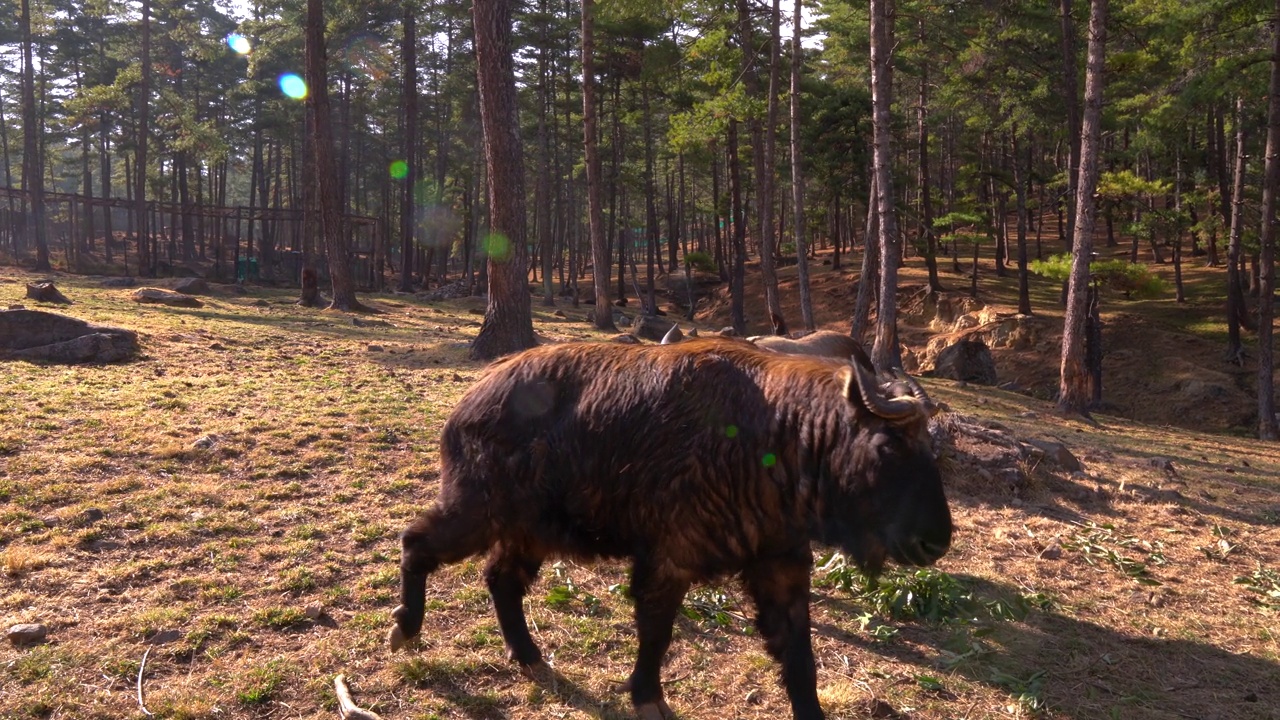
(684, 251), (717, 274)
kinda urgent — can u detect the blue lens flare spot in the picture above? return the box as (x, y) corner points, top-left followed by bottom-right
(279, 74), (307, 99)
(227, 33), (251, 55)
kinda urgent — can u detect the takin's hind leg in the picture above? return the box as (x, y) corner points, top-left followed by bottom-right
(388, 504), (493, 651)
(617, 560), (690, 720)
(484, 546), (546, 669)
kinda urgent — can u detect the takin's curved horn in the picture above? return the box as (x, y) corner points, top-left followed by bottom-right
(893, 368), (940, 417)
(661, 324), (684, 345)
(845, 362), (925, 422)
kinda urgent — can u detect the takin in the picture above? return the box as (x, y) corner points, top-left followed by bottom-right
(748, 330), (867, 360)
(388, 337), (952, 720)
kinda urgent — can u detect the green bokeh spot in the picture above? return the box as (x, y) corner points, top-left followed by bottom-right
(762, 453), (777, 467)
(484, 233), (512, 262)
(724, 425), (738, 439)
(389, 160), (408, 179)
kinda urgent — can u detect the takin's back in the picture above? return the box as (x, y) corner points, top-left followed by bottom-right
(436, 338), (871, 570)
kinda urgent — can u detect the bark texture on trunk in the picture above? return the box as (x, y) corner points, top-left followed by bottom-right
(1258, 6), (1279, 440)
(471, 0), (536, 360)
(870, 0), (902, 370)
(306, 0), (362, 310)
(1058, 0), (1108, 416)
(581, 0), (615, 330)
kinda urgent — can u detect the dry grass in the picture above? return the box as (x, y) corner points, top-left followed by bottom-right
(1, 256), (1278, 720)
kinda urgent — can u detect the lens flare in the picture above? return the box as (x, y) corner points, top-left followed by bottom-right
(389, 160), (408, 179)
(279, 74), (307, 100)
(483, 233), (512, 262)
(226, 33), (251, 55)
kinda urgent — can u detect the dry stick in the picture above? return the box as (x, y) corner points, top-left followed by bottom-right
(136, 647), (154, 717)
(334, 674), (384, 720)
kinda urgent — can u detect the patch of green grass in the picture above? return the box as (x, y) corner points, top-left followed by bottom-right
(395, 657), (483, 686)
(252, 607), (308, 629)
(234, 660), (289, 705)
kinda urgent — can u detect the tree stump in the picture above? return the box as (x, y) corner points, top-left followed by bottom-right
(25, 282), (71, 304)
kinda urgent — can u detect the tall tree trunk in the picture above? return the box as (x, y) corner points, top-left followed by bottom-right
(853, 176), (879, 342)
(1060, 0), (1081, 253)
(738, 0), (786, 335)
(1258, 6), (1280, 440)
(918, 19), (941, 292)
(1058, 0), (1108, 416)
(399, 0), (417, 292)
(791, 0), (814, 331)
(306, 0), (362, 310)
(642, 79), (658, 316)
(20, 0), (48, 271)
(471, 0), (536, 359)
(871, 0), (902, 370)
(1227, 97), (1249, 365)
(536, 0), (555, 305)
(134, 0), (151, 276)
(581, 0), (615, 330)
(729, 122), (747, 335)
(1013, 126), (1032, 315)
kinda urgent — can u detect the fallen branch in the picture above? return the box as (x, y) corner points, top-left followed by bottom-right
(334, 674), (383, 720)
(136, 647), (154, 717)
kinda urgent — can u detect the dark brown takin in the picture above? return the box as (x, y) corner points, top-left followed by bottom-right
(388, 337), (952, 720)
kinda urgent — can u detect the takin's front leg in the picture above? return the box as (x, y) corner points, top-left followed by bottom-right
(618, 559), (691, 720)
(388, 505), (492, 651)
(743, 553), (824, 720)
(484, 545), (546, 669)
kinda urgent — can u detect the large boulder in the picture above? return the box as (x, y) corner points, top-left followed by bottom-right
(173, 277), (210, 295)
(0, 309), (138, 363)
(130, 287), (203, 308)
(932, 339), (998, 385)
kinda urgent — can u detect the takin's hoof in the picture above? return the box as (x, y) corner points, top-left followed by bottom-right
(635, 700), (675, 720)
(387, 623), (416, 652)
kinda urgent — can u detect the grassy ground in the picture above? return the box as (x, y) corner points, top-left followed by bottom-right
(1, 262), (1278, 720)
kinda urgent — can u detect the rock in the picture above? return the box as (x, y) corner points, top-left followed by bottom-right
(7, 623), (47, 646)
(252, 299), (270, 307)
(26, 282), (71, 304)
(687, 328), (699, 338)
(1039, 544), (1063, 560)
(1147, 457), (1176, 474)
(553, 310), (567, 318)
(632, 315), (678, 342)
(192, 435), (217, 450)
(0, 309), (139, 364)
(717, 327), (739, 337)
(932, 339), (998, 385)
(304, 603), (324, 620)
(367, 344), (384, 352)
(100, 276), (136, 288)
(172, 277), (210, 295)
(352, 317), (394, 328)
(416, 280), (471, 302)
(144, 629), (182, 645)
(1025, 439), (1082, 471)
(129, 288), (203, 308)
(610, 334), (641, 344)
